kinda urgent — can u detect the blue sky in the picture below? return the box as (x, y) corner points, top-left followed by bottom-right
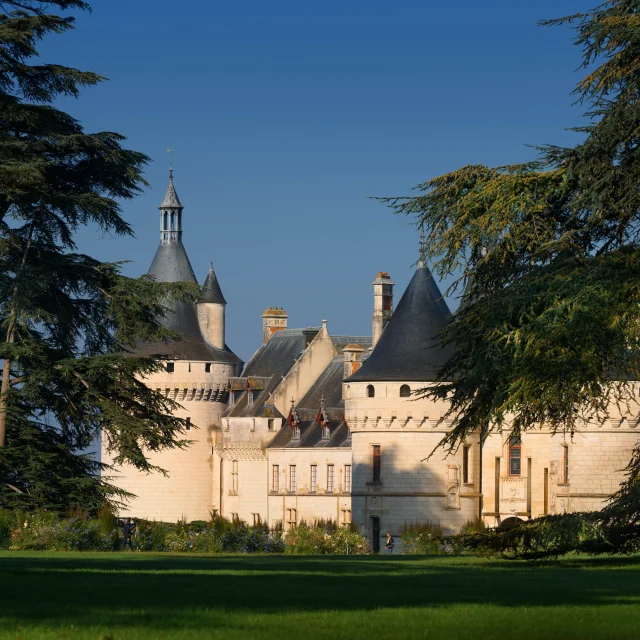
(46, 0), (586, 361)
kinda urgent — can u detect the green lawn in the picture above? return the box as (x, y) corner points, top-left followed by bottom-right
(1, 553), (640, 639)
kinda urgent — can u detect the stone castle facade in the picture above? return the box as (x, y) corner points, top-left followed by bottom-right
(102, 173), (640, 551)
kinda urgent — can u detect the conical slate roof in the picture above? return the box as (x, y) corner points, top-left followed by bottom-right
(148, 242), (197, 284)
(201, 262), (226, 304)
(347, 266), (453, 382)
(160, 173), (183, 209)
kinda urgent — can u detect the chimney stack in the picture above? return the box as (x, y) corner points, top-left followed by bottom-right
(262, 307), (288, 344)
(372, 272), (394, 348)
(343, 344), (365, 378)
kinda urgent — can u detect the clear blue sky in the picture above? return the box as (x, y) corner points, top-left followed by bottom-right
(46, 0), (586, 361)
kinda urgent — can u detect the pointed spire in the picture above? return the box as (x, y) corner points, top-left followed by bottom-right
(201, 262), (227, 304)
(160, 169), (183, 209)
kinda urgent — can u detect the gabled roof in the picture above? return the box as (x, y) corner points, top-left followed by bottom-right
(201, 263), (226, 304)
(267, 356), (350, 449)
(222, 329), (315, 418)
(347, 266), (453, 382)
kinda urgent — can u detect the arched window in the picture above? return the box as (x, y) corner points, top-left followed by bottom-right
(400, 384), (411, 397)
(170, 211), (176, 230)
(366, 385), (375, 398)
(163, 211), (168, 230)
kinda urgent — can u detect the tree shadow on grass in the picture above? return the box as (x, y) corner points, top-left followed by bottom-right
(1, 554), (640, 631)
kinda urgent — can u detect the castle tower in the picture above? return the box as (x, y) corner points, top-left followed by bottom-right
(102, 169), (243, 523)
(372, 271), (394, 348)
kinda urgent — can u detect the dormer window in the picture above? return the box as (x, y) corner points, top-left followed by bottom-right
(248, 390), (254, 406)
(292, 425), (300, 440)
(346, 427), (351, 440)
(322, 425), (330, 439)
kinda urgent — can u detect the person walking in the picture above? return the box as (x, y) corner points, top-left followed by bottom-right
(385, 532), (395, 554)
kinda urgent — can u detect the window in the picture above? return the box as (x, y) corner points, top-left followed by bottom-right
(372, 445), (381, 482)
(248, 390), (254, 406)
(462, 445), (470, 483)
(231, 460), (238, 494)
(310, 465), (317, 492)
(341, 509), (352, 527)
(367, 385), (375, 398)
(346, 427), (351, 440)
(400, 384), (411, 398)
(185, 417), (191, 431)
(166, 362), (174, 373)
(322, 425), (330, 439)
(327, 464), (335, 493)
(286, 508), (297, 531)
(289, 465), (297, 492)
(268, 419), (275, 431)
(252, 513), (261, 526)
(163, 211), (168, 230)
(272, 465), (279, 492)
(509, 436), (522, 476)
(562, 444), (569, 483)
(292, 425), (300, 440)
(205, 363), (211, 373)
(345, 465), (352, 493)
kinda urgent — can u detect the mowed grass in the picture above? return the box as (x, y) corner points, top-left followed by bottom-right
(1, 553), (640, 640)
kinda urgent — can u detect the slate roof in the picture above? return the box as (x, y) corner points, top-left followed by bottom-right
(160, 173), (183, 209)
(347, 265), (453, 382)
(134, 176), (241, 365)
(201, 263), (227, 304)
(267, 356), (351, 450)
(222, 329), (315, 418)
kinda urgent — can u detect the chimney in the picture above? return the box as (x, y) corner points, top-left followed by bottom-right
(372, 271), (394, 348)
(343, 344), (365, 378)
(262, 307), (288, 344)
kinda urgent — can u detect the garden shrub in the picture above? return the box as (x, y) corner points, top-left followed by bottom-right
(285, 521), (368, 554)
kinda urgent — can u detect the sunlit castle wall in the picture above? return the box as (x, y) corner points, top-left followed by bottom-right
(345, 381), (480, 550)
(102, 359), (238, 523)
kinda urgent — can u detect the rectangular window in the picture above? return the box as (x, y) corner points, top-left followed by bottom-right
(509, 436), (521, 476)
(166, 362), (174, 373)
(268, 419), (275, 431)
(231, 513), (238, 522)
(231, 460), (238, 494)
(205, 363), (211, 373)
(345, 465), (352, 493)
(341, 509), (352, 527)
(327, 464), (335, 493)
(185, 417), (191, 431)
(286, 508), (297, 531)
(289, 465), (297, 492)
(562, 445), (569, 483)
(272, 465), (279, 492)
(247, 390), (254, 406)
(252, 513), (261, 526)
(310, 465), (317, 492)
(372, 445), (381, 482)
(462, 445), (470, 483)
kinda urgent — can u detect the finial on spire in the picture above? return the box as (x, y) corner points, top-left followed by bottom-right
(167, 147), (174, 180)
(418, 226), (427, 268)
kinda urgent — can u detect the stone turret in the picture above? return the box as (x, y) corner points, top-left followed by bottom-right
(197, 263), (227, 350)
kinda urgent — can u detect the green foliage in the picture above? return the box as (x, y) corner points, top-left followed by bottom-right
(284, 520), (368, 555)
(0, 0), (199, 513)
